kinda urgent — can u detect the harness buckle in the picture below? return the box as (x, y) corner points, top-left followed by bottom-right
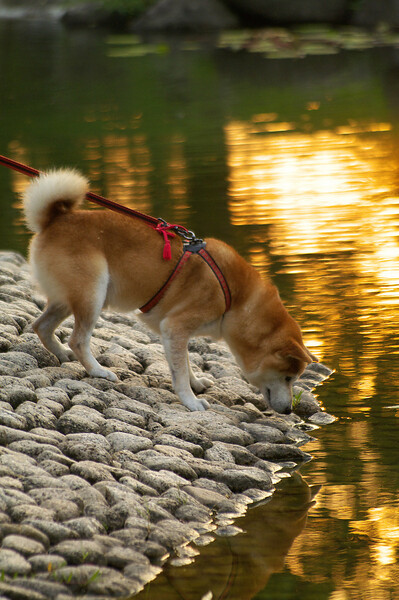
(157, 218), (203, 244)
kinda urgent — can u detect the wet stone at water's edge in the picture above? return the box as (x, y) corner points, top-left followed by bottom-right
(0, 251), (334, 597)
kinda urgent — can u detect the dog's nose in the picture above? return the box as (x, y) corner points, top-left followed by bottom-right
(283, 407), (292, 415)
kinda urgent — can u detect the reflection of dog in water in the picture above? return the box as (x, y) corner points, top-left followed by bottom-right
(138, 473), (321, 600)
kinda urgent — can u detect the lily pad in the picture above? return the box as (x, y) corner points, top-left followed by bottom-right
(107, 43), (169, 58)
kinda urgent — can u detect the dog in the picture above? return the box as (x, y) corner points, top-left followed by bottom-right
(22, 169), (317, 413)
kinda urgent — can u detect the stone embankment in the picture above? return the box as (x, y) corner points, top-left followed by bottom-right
(0, 251), (334, 599)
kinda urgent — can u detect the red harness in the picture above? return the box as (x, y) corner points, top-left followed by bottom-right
(140, 239), (231, 313)
(0, 154), (231, 314)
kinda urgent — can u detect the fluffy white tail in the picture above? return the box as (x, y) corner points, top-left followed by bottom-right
(23, 169), (88, 233)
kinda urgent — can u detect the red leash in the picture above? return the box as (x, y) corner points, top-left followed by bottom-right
(0, 154), (194, 260)
(0, 154), (231, 313)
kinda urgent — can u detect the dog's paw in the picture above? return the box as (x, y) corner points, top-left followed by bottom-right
(56, 347), (76, 363)
(191, 376), (213, 393)
(183, 396), (210, 411)
(89, 367), (118, 382)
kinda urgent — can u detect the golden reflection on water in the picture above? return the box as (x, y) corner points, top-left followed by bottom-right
(93, 133), (152, 213)
(224, 118), (399, 598)
(167, 135), (192, 224)
(224, 119), (399, 372)
(290, 499), (399, 598)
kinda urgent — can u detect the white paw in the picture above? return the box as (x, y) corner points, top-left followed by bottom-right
(182, 396), (210, 411)
(191, 376), (213, 393)
(57, 348), (76, 363)
(89, 367), (118, 382)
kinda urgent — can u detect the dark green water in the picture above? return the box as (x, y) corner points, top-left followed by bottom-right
(1, 19), (399, 598)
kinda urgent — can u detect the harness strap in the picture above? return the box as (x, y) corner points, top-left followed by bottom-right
(140, 241), (231, 314)
(197, 248), (231, 312)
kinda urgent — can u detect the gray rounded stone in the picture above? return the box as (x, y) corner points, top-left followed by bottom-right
(9, 504), (56, 523)
(39, 459), (70, 477)
(153, 433), (204, 457)
(70, 460), (116, 483)
(118, 475), (159, 497)
(161, 425), (212, 450)
(293, 390), (321, 418)
(139, 469), (191, 494)
(63, 517), (106, 538)
(7, 387), (38, 409)
(0, 476), (24, 491)
(93, 481), (141, 507)
(35, 387), (71, 409)
(0, 409), (28, 430)
(148, 519), (198, 551)
(2, 534), (46, 557)
(105, 545), (149, 569)
(0, 548), (32, 575)
(51, 539), (106, 566)
(57, 405), (106, 434)
(174, 502), (212, 523)
(15, 401), (57, 430)
(0, 351), (38, 376)
(182, 485), (229, 509)
(0, 523), (49, 549)
(7, 439), (62, 458)
(123, 562), (162, 587)
(14, 336), (60, 368)
(308, 412), (337, 425)
(248, 442), (312, 463)
(204, 443), (235, 463)
(241, 422), (287, 443)
(182, 457), (224, 479)
(60, 433), (112, 465)
(103, 407), (146, 429)
(216, 466), (273, 492)
(135, 450), (197, 480)
(9, 576), (70, 599)
(29, 553), (67, 573)
(23, 519), (79, 544)
(106, 432), (153, 454)
(58, 474), (90, 490)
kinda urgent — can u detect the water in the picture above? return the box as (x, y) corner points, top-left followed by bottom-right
(1, 19), (399, 599)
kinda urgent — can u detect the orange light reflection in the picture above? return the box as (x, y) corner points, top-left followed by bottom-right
(226, 117), (399, 596)
(225, 120), (399, 370)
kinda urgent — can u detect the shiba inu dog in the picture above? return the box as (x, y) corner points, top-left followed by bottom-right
(23, 169), (317, 413)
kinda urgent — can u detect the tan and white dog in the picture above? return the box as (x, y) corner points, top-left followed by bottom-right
(23, 169), (317, 413)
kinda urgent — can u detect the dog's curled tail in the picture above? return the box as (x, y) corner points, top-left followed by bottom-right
(23, 169), (89, 233)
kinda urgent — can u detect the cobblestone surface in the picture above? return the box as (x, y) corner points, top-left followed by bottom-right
(0, 251), (334, 598)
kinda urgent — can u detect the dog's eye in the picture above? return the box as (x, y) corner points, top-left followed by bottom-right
(285, 376), (293, 383)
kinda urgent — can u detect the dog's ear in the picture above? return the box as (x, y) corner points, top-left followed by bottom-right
(276, 340), (318, 364)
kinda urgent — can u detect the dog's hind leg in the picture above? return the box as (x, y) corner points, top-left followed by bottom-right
(188, 359), (213, 394)
(68, 269), (117, 382)
(161, 319), (210, 411)
(33, 302), (74, 363)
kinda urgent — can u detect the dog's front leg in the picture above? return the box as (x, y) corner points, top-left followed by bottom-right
(161, 321), (210, 411)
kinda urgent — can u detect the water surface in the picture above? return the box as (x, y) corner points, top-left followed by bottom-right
(1, 20), (399, 598)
